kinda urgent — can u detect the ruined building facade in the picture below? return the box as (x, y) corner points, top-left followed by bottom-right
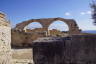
(12, 17), (81, 47)
(0, 13), (11, 64)
(15, 17), (81, 35)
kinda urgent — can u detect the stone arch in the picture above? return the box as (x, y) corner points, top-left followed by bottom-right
(15, 17), (81, 34)
(45, 18), (81, 34)
(15, 19), (44, 30)
(24, 22), (43, 30)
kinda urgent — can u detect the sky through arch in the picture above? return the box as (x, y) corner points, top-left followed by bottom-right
(48, 21), (69, 31)
(24, 22), (43, 30)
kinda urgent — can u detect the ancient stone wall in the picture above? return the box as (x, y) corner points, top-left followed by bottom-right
(11, 29), (45, 47)
(0, 13), (11, 64)
(32, 35), (96, 64)
(48, 29), (65, 36)
(65, 35), (96, 64)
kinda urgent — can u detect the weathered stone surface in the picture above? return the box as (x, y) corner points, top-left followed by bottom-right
(0, 13), (11, 64)
(12, 49), (33, 59)
(32, 35), (96, 64)
(12, 49), (34, 64)
(11, 29), (45, 47)
(32, 37), (64, 64)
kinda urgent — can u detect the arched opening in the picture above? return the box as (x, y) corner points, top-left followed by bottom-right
(24, 22), (43, 33)
(48, 21), (69, 37)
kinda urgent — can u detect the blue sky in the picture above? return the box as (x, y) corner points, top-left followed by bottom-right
(0, 0), (96, 31)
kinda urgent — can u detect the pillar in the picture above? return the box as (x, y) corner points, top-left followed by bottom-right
(43, 27), (49, 36)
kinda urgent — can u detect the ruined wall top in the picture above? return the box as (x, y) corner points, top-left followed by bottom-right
(0, 12), (10, 27)
(0, 12), (5, 18)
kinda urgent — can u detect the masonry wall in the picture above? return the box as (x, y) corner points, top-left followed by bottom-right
(32, 35), (96, 64)
(11, 29), (45, 47)
(65, 35), (96, 64)
(0, 13), (11, 64)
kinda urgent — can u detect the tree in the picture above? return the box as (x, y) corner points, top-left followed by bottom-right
(90, 0), (96, 25)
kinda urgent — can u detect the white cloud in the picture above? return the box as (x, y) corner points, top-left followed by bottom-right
(86, 11), (92, 14)
(80, 12), (86, 15)
(64, 12), (71, 16)
(80, 11), (92, 15)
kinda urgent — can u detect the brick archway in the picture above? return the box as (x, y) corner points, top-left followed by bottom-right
(24, 22), (43, 30)
(15, 17), (81, 34)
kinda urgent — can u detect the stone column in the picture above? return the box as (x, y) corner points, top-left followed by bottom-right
(0, 12), (11, 64)
(43, 27), (49, 36)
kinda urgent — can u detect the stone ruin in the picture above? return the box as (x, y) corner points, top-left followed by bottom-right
(0, 13), (11, 64)
(1, 12), (96, 64)
(11, 17), (81, 47)
(15, 17), (81, 35)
